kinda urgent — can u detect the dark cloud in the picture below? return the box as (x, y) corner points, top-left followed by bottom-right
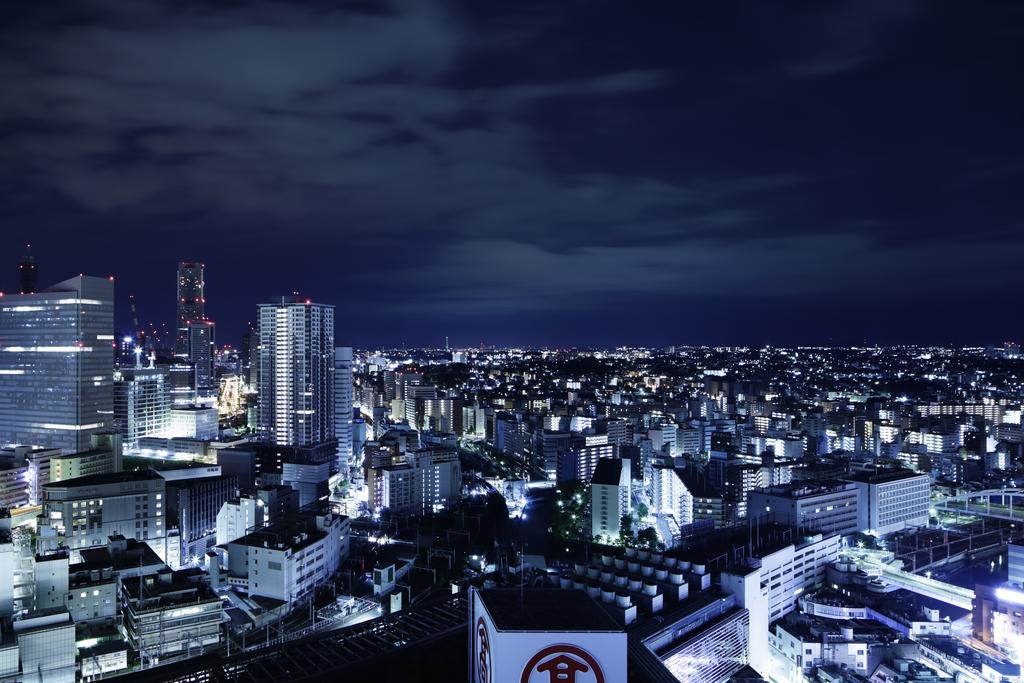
(0, 0), (1022, 347)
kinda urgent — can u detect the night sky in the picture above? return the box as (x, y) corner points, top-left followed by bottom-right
(2, 1), (1023, 348)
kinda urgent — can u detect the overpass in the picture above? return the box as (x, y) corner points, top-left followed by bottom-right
(933, 488), (1024, 523)
(841, 547), (975, 611)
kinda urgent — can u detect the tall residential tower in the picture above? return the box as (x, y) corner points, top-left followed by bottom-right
(334, 346), (354, 477)
(257, 297), (335, 448)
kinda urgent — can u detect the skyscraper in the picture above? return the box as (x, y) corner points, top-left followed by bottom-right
(0, 276), (114, 453)
(187, 320), (216, 406)
(175, 262), (205, 359)
(18, 244), (37, 295)
(334, 346), (354, 477)
(257, 297), (334, 447)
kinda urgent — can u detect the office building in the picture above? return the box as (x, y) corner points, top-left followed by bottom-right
(747, 480), (860, 536)
(38, 470), (165, 552)
(174, 262), (205, 359)
(215, 510), (349, 607)
(257, 296), (334, 447)
(168, 406), (218, 441)
(757, 533), (843, 621)
(1010, 542), (1024, 589)
(590, 457), (631, 542)
(113, 366), (171, 447)
(847, 469), (930, 536)
(158, 466), (237, 567)
(50, 432), (122, 483)
(0, 275), (114, 453)
(334, 346), (354, 477)
(368, 447), (461, 516)
(0, 445), (58, 507)
(217, 441), (333, 506)
(187, 320), (216, 406)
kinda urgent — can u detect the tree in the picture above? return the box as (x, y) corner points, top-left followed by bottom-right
(619, 514), (635, 547)
(637, 527), (659, 552)
(636, 503), (649, 521)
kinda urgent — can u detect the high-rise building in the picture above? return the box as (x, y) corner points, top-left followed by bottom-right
(18, 244), (37, 295)
(187, 320), (216, 405)
(174, 262), (205, 359)
(257, 296), (335, 447)
(114, 366), (171, 447)
(240, 322), (258, 387)
(0, 275), (114, 453)
(590, 457), (631, 542)
(334, 346), (354, 477)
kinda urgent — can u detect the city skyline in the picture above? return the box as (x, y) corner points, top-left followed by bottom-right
(3, 2), (1023, 348)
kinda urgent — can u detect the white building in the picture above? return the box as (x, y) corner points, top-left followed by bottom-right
(721, 533), (843, 677)
(216, 486), (294, 546)
(217, 512), (349, 607)
(469, 587), (626, 683)
(38, 470), (165, 554)
(114, 366), (171, 447)
(50, 432), (122, 484)
(590, 457), (631, 542)
(0, 446), (58, 507)
(650, 463), (695, 544)
(168, 406), (218, 441)
(368, 448), (461, 515)
(847, 469), (930, 536)
(769, 618), (871, 680)
(334, 346), (354, 478)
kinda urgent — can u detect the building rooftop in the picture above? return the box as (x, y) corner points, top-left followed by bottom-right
(590, 457), (624, 486)
(845, 468), (924, 484)
(43, 469), (162, 489)
(480, 588), (621, 632)
(754, 479), (856, 498)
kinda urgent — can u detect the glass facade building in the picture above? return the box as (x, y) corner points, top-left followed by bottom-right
(0, 276), (114, 453)
(113, 367), (171, 447)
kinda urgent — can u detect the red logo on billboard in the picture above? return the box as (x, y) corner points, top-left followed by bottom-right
(520, 644), (605, 683)
(476, 617), (492, 683)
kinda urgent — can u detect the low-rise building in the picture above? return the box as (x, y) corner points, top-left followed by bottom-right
(368, 447), (461, 516)
(747, 480), (860, 536)
(50, 432), (122, 483)
(13, 607), (77, 683)
(217, 510), (349, 607)
(846, 469), (929, 536)
(38, 470), (165, 555)
(121, 569), (224, 666)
